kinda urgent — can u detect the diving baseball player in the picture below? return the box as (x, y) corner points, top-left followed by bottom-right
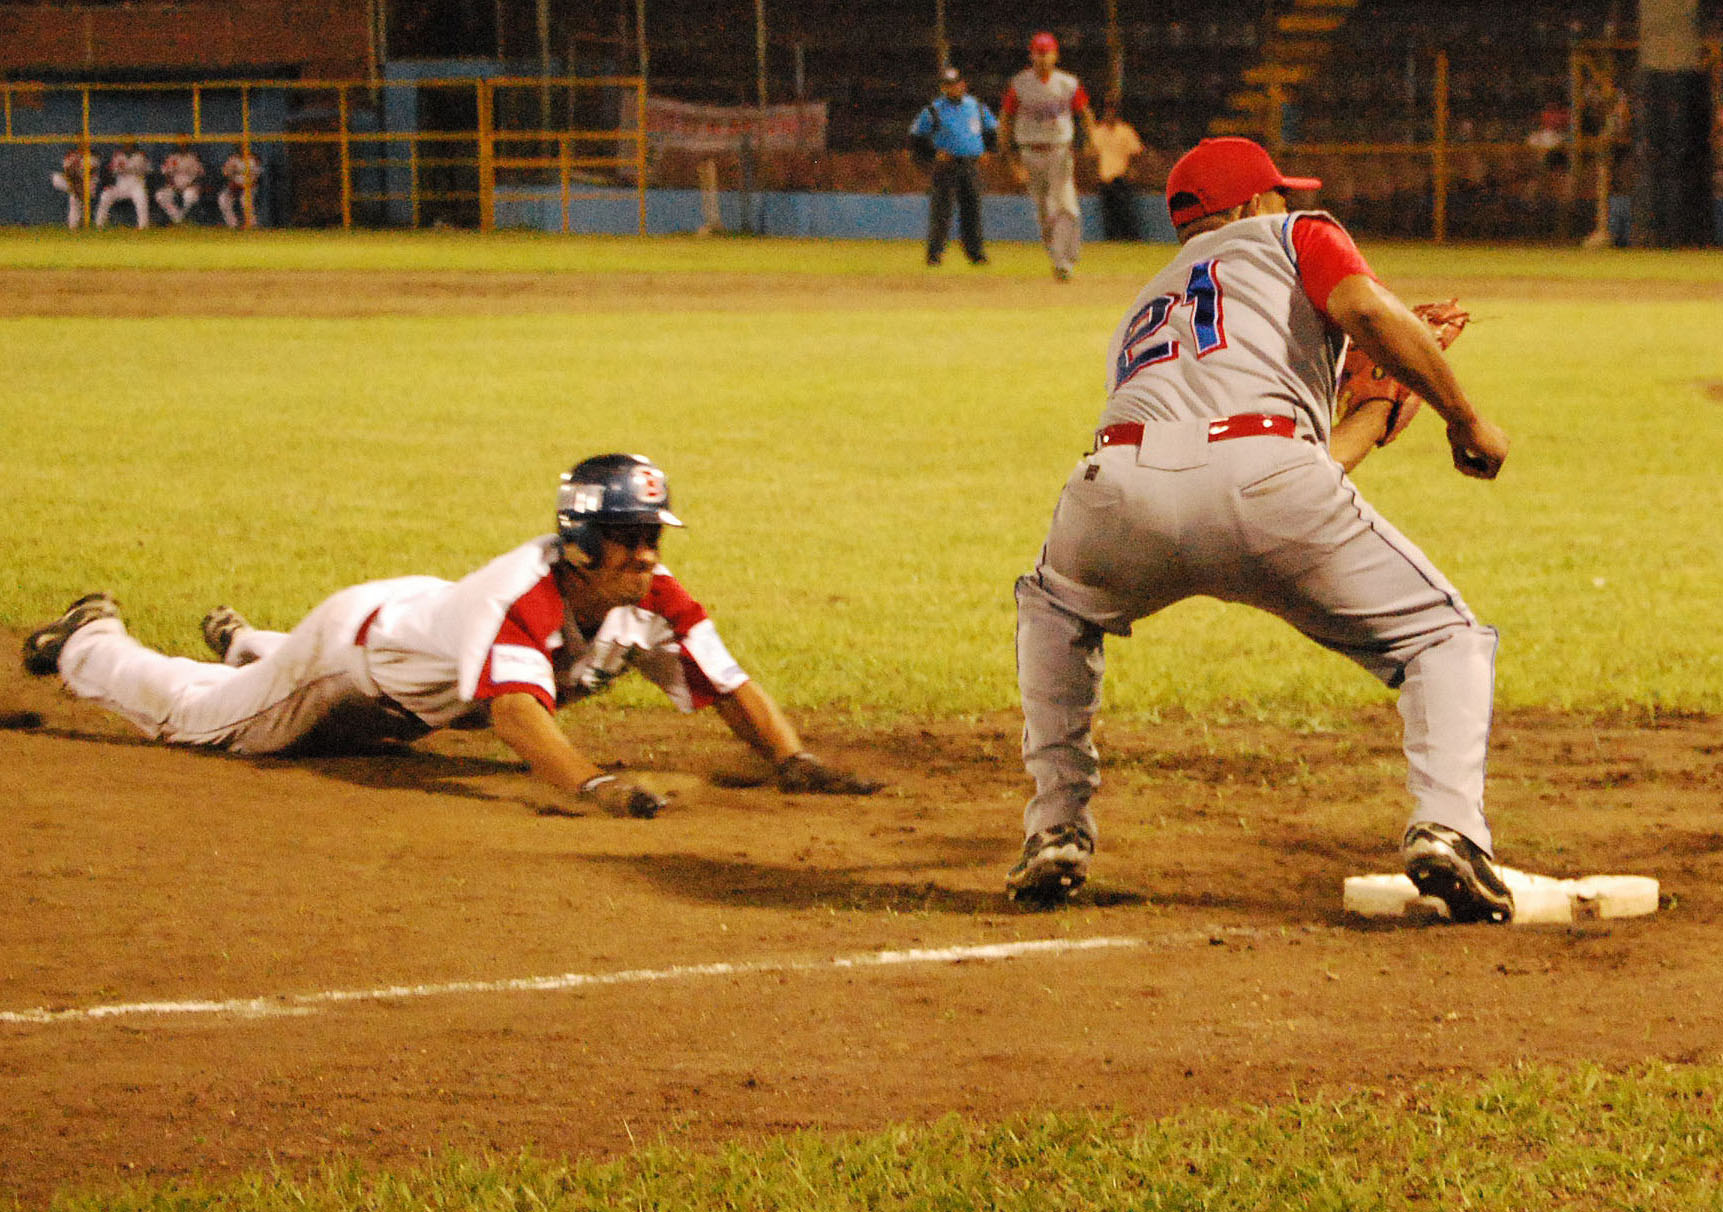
(998, 32), (1097, 281)
(50, 142), (97, 229)
(155, 139), (205, 224)
(1009, 137), (1514, 923)
(218, 149), (264, 228)
(94, 141), (152, 229)
(23, 455), (882, 815)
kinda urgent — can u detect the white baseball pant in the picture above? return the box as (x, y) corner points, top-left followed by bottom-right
(57, 584), (418, 755)
(218, 186), (255, 228)
(155, 185), (200, 223)
(95, 179), (150, 229)
(51, 174), (86, 228)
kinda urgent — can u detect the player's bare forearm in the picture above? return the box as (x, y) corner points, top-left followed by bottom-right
(489, 691), (603, 792)
(1327, 275), (1508, 478)
(715, 680), (802, 766)
(1327, 276), (1472, 426)
(1078, 107), (1099, 152)
(1329, 398), (1394, 473)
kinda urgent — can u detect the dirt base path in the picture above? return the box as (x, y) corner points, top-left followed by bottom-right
(3, 646), (1720, 1203)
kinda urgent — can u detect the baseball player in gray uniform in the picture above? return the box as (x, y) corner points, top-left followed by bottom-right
(999, 32), (1098, 281)
(22, 454), (881, 817)
(1009, 137), (1514, 923)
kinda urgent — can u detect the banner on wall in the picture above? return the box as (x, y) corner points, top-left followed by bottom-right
(634, 95), (828, 153)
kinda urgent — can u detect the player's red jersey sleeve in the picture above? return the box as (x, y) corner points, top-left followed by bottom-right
(1289, 214), (1376, 318)
(472, 574), (564, 712)
(640, 572), (726, 708)
(1000, 86), (1019, 116)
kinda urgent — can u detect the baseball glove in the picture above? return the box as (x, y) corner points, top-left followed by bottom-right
(1335, 298), (1470, 447)
(775, 752), (884, 795)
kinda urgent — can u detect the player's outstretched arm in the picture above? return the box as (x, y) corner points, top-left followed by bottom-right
(1326, 275), (1508, 479)
(490, 691), (664, 817)
(715, 681), (883, 795)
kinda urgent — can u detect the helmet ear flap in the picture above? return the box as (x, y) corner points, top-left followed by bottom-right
(556, 516), (602, 568)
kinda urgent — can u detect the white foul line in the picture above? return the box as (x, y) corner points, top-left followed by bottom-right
(2, 934), (1198, 1028)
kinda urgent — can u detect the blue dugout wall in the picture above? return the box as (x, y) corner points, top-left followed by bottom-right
(497, 186), (1181, 244)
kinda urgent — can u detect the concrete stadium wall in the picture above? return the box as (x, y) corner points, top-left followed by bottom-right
(497, 187), (1183, 244)
(0, 1), (368, 78)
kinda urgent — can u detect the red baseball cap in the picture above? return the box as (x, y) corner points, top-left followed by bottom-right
(1029, 32), (1058, 54)
(1165, 137), (1321, 227)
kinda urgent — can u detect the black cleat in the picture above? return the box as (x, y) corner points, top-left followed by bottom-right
(200, 605), (252, 662)
(1403, 823), (1514, 924)
(21, 593), (120, 676)
(1006, 823), (1094, 907)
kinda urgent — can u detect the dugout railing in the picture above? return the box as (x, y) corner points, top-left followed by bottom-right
(0, 76), (647, 233)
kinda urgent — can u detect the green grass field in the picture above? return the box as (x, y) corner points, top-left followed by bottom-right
(3, 231), (1720, 718)
(47, 1063), (1723, 1210)
(6, 230), (1723, 1208)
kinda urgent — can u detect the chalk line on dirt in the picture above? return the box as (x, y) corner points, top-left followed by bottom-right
(0, 926), (1275, 1027)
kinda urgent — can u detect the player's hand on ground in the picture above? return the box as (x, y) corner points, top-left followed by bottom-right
(775, 751), (884, 795)
(1446, 416), (1509, 479)
(580, 774), (667, 818)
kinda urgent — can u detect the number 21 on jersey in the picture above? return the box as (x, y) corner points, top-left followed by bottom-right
(1115, 260), (1227, 387)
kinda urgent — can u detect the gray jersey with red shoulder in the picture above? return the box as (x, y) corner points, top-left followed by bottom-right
(1002, 68), (1088, 146)
(1098, 211), (1348, 445)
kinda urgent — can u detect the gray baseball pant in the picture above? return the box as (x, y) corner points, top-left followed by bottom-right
(1016, 428), (1499, 854)
(1020, 145), (1081, 273)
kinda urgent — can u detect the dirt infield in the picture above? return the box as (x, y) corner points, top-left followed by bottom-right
(3, 641), (1721, 1204)
(6, 264), (1721, 320)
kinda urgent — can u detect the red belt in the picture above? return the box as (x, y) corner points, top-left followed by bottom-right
(354, 606), (381, 646)
(1096, 413), (1296, 449)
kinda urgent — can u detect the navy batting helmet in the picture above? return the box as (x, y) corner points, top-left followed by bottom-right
(555, 453), (684, 565)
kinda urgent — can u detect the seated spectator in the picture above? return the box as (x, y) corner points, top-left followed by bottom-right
(1526, 100), (1570, 170)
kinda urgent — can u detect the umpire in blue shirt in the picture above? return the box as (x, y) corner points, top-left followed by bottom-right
(908, 66), (999, 267)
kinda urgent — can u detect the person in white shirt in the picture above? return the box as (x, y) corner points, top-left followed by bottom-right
(22, 454), (883, 817)
(50, 141), (97, 229)
(218, 148), (264, 228)
(155, 138), (206, 224)
(94, 141), (152, 229)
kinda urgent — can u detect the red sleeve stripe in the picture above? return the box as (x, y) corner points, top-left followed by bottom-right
(477, 681), (557, 713)
(1072, 85), (1090, 112)
(1001, 86), (1019, 115)
(1288, 213), (1376, 318)
(499, 574), (564, 646)
(641, 572), (708, 637)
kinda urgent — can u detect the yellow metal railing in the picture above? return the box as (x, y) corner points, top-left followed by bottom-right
(1, 75), (648, 233)
(1250, 36), (1722, 243)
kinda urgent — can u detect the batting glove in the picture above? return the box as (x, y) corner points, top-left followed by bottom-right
(774, 752), (884, 795)
(579, 773), (666, 819)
